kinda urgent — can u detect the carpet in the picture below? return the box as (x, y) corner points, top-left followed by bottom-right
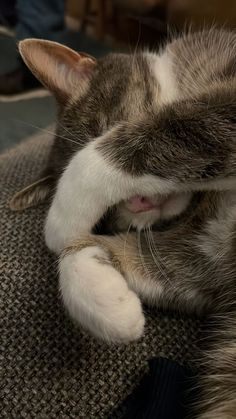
(0, 131), (202, 418)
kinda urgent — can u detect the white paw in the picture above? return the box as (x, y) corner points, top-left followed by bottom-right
(59, 246), (145, 343)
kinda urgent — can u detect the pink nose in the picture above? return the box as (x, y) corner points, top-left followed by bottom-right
(126, 196), (157, 213)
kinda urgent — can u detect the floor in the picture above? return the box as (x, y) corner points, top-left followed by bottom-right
(0, 30), (111, 152)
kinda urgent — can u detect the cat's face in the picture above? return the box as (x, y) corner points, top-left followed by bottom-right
(13, 29), (236, 233)
(56, 51), (194, 231)
(56, 29), (235, 231)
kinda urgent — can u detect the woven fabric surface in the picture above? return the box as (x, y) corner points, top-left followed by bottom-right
(0, 133), (201, 419)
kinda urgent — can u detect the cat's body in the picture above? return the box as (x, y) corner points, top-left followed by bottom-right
(11, 29), (236, 418)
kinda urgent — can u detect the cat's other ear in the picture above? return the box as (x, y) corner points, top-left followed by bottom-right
(9, 175), (55, 211)
(19, 39), (96, 103)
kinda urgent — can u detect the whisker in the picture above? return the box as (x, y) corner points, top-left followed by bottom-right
(57, 121), (85, 146)
(123, 222), (132, 264)
(137, 229), (151, 278)
(13, 119), (83, 147)
(145, 226), (172, 287)
(47, 255), (61, 271)
(131, 20), (142, 74)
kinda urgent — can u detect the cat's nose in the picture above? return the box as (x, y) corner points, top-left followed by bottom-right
(126, 195), (162, 213)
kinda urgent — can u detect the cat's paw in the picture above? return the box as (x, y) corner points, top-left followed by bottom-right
(59, 246), (145, 343)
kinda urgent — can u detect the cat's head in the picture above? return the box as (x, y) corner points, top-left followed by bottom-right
(10, 30), (236, 232)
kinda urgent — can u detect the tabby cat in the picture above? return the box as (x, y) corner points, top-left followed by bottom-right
(11, 29), (236, 418)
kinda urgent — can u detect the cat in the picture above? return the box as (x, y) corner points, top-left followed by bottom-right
(10, 28), (236, 418)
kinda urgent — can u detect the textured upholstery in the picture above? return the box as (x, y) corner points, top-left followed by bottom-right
(1, 133), (201, 418)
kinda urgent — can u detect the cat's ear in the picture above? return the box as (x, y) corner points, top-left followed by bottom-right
(19, 39), (96, 103)
(9, 175), (55, 211)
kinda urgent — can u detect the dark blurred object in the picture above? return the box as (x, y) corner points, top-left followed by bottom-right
(168, 0), (236, 29)
(113, 1), (168, 50)
(78, 0), (235, 48)
(0, 61), (41, 95)
(80, 0), (109, 40)
(0, 0), (17, 27)
(0, 0), (65, 96)
(79, 0), (168, 48)
(111, 358), (197, 419)
(15, 0), (65, 40)
(113, 0), (164, 13)
(125, 3), (168, 48)
(115, 14), (167, 50)
(113, 0), (236, 28)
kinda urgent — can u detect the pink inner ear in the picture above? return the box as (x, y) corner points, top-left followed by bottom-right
(74, 56), (96, 77)
(19, 39), (96, 101)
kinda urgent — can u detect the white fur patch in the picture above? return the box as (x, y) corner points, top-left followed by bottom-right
(59, 246), (145, 342)
(196, 191), (236, 262)
(198, 220), (232, 261)
(147, 50), (180, 105)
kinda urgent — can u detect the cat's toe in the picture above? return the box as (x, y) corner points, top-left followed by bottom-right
(59, 246), (145, 343)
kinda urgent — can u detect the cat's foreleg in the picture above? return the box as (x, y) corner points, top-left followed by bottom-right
(44, 130), (175, 254)
(59, 235), (145, 343)
(58, 228), (210, 341)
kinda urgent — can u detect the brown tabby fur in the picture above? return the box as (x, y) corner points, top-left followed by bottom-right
(11, 29), (236, 418)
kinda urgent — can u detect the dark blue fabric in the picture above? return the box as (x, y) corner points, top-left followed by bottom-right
(16, 0), (65, 40)
(112, 358), (197, 419)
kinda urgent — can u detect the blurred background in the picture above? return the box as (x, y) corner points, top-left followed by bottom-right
(0, 0), (235, 152)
